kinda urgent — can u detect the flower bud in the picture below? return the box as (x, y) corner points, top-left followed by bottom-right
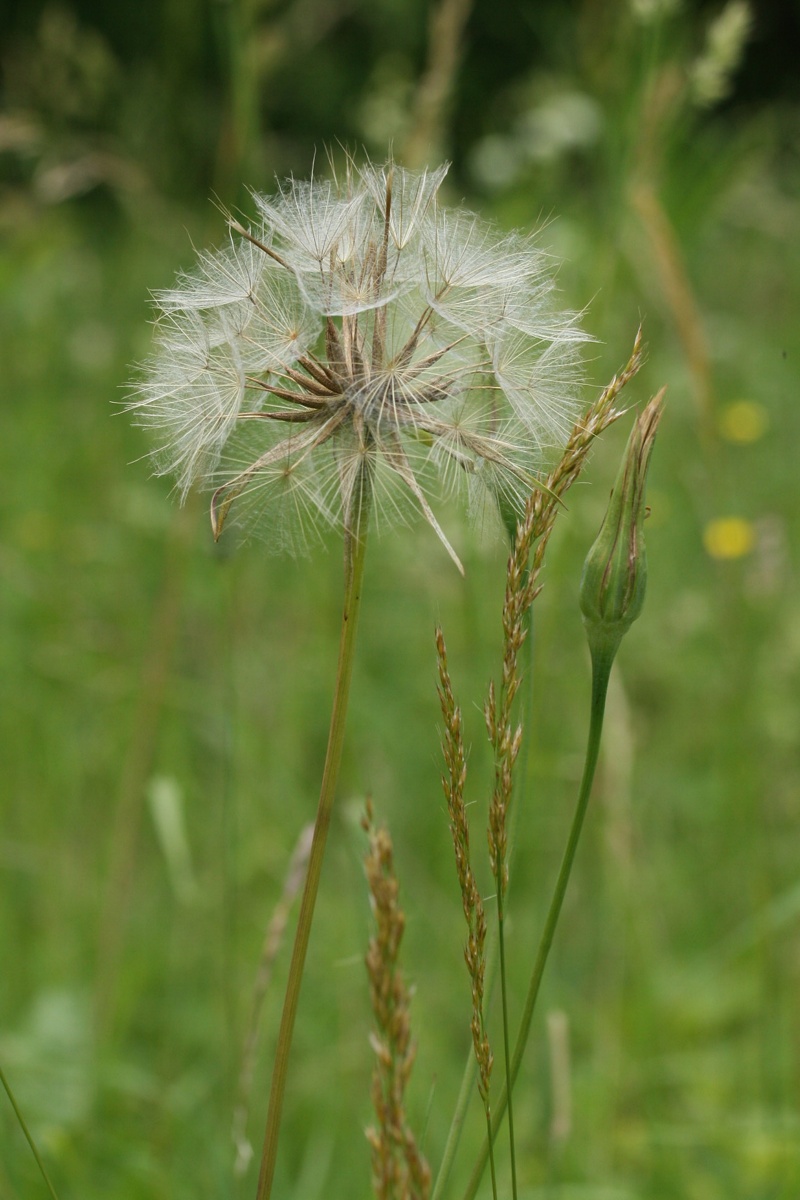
(580, 390), (665, 663)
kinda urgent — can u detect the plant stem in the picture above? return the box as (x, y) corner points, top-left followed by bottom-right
(431, 1045), (474, 1200)
(485, 1110), (499, 1200)
(460, 643), (616, 1200)
(432, 606), (535, 1200)
(431, 931), (498, 1200)
(496, 891), (518, 1200)
(0, 1060), (60, 1200)
(255, 492), (371, 1200)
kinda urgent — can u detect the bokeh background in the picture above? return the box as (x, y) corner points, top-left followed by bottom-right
(1, 1), (799, 1197)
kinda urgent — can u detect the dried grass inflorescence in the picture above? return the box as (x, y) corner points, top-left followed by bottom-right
(129, 156), (589, 569)
(432, 336), (643, 1138)
(363, 802), (431, 1200)
(435, 629), (494, 1104)
(485, 331), (644, 882)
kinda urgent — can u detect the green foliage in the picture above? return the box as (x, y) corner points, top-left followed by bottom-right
(1, 2), (799, 1197)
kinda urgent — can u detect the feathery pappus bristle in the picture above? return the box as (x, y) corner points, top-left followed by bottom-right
(128, 156), (591, 570)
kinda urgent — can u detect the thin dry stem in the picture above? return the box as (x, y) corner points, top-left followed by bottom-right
(631, 182), (712, 433)
(403, 0), (474, 166)
(363, 801), (431, 1200)
(232, 823), (314, 1176)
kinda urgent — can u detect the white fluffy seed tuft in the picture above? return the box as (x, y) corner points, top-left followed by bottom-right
(128, 157), (590, 566)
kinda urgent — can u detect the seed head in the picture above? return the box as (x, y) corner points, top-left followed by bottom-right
(129, 158), (589, 571)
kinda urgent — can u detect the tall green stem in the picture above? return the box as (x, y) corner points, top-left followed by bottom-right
(460, 643), (616, 1200)
(496, 891), (518, 1200)
(484, 1111), (499, 1200)
(255, 495), (371, 1200)
(432, 935), (497, 1200)
(0, 1060), (60, 1200)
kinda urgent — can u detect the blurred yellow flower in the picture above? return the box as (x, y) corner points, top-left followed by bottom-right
(718, 399), (768, 444)
(703, 516), (755, 559)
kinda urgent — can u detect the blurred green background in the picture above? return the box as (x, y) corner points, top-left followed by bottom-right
(1, 1), (799, 1197)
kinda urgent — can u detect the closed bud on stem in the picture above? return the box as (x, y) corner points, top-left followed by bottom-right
(579, 389), (665, 665)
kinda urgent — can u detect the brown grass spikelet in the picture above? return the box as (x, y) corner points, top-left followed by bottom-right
(485, 330), (644, 891)
(363, 801), (431, 1200)
(435, 629), (494, 1105)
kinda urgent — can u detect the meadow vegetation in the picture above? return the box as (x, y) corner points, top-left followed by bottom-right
(1, 1), (799, 1197)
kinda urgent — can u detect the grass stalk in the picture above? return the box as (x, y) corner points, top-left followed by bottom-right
(233, 822), (314, 1176)
(495, 891), (518, 1199)
(430, 928), (500, 1200)
(484, 1111), (499, 1200)
(436, 625), (500, 1200)
(0, 1060), (60, 1200)
(255, 484), (371, 1200)
(431, 1044), (473, 1200)
(435, 339), (644, 1200)
(459, 644), (616, 1200)
(432, 600), (535, 1200)
(402, 0), (474, 166)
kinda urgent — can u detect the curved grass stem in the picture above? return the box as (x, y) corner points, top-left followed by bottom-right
(431, 930), (498, 1200)
(459, 643), (616, 1200)
(485, 1111), (499, 1200)
(0, 1060), (60, 1200)
(255, 488), (371, 1200)
(496, 893), (518, 1200)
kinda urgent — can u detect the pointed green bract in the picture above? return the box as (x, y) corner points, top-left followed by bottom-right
(580, 390), (665, 662)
